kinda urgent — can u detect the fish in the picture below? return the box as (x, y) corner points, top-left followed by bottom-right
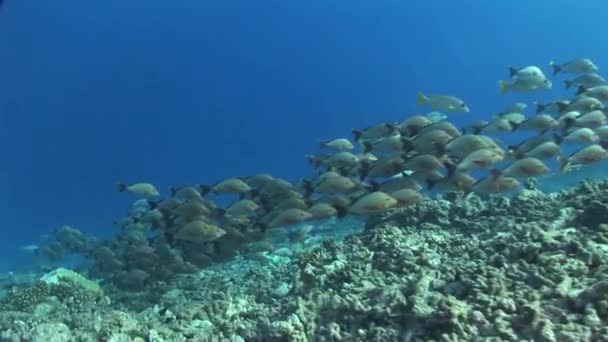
(390, 188), (424, 206)
(504, 102), (527, 113)
(369, 172), (422, 193)
(594, 125), (608, 144)
(245, 173), (275, 188)
(361, 134), (406, 154)
(473, 118), (515, 134)
(512, 114), (559, 132)
(564, 73), (606, 89)
(21, 245), (40, 253)
(499, 68), (552, 94)
(396, 115), (432, 136)
(416, 92), (470, 113)
(535, 100), (570, 114)
(175, 220), (227, 244)
(501, 158), (550, 178)
(425, 111), (448, 123)
(550, 58), (598, 75)
(402, 129), (453, 155)
(444, 134), (498, 159)
(320, 138), (354, 151)
(307, 202), (339, 219)
(359, 156), (405, 179)
(352, 123), (396, 141)
(416, 120), (462, 138)
(566, 110), (607, 129)
(427, 171), (476, 192)
(576, 85), (608, 101)
(200, 178), (252, 195)
(560, 144), (608, 173)
(347, 191), (398, 215)
(312, 172), (361, 194)
(556, 128), (599, 145)
(515, 141), (561, 160)
(268, 208), (313, 228)
(456, 148), (504, 172)
(563, 96), (604, 113)
(118, 182), (160, 197)
(226, 199), (259, 216)
(471, 171), (520, 195)
(170, 186), (203, 201)
(402, 154), (446, 173)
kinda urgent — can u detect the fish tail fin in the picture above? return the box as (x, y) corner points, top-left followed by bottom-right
(426, 178), (438, 190)
(169, 187), (178, 197)
(490, 168), (502, 180)
(550, 61), (561, 76)
(509, 120), (521, 131)
(212, 207), (227, 219)
(305, 154), (323, 169)
(535, 102), (546, 114)
(358, 161), (370, 180)
(118, 183), (128, 192)
(498, 80), (510, 95)
(552, 133), (564, 145)
(332, 204), (348, 219)
(369, 179), (381, 192)
(558, 156), (570, 173)
(319, 140), (327, 149)
(361, 141), (373, 153)
(302, 179), (314, 198)
(556, 101), (569, 113)
(564, 80), (573, 89)
(576, 85), (588, 96)
(416, 91), (428, 106)
(400, 136), (414, 152)
(562, 117), (576, 132)
(508, 66), (519, 77)
(199, 185), (212, 195)
(352, 129), (363, 141)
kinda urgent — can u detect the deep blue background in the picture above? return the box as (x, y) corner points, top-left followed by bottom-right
(0, 0), (605, 270)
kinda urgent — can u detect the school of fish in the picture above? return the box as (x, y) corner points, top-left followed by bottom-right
(34, 58), (608, 288)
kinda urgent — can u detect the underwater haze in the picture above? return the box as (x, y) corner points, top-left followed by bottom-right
(0, 0), (606, 272)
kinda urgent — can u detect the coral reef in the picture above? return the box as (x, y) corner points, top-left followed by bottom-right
(3, 180), (608, 340)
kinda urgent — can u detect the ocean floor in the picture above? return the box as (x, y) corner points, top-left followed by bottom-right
(2, 179), (608, 341)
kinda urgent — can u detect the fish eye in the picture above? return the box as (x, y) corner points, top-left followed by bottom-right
(460, 103), (466, 107)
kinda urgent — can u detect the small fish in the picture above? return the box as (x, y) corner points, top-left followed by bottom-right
(594, 125), (608, 143)
(402, 154), (445, 173)
(555, 128), (599, 145)
(21, 245), (40, 253)
(559, 144), (608, 173)
(118, 182), (160, 197)
(390, 188), (424, 206)
(313, 172), (360, 194)
(427, 171), (476, 192)
(416, 92), (470, 113)
(416, 120), (461, 138)
(445, 134), (498, 159)
(361, 134), (406, 154)
(500, 67), (552, 94)
(352, 123), (396, 141)
(226, 199), (259, 216)
(564, 73), (606, 89)
(403, 129), (453, 155)
(396, 115), (432, 136)
(474, 118), (515, 134)
(566, 110), (607, 129)
(307, 202), (338, 219)
(576, 85), (608, 101)
(512, 114), (559, 132)
(170, 186), (203, 201)
(564, 96), (604, 113)
(504, 102), (527, 113)
(425, 111), (448, 123)
(550, 58), (598, 76)
(175, 220), (227, 243)
(456, 148), (504, 172)
(471, 171), (520, 195)
(200, 178), (252, 195)
(501, 158), (550, 178)
(320, 138), (354, 151)
(535, 100), (570, 114)
(517, 141), (561, 160)
(268, 208), (313, 228)
(347, 191), (398, 215)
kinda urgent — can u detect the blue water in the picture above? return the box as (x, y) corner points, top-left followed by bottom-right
(0, 0), (606, 272)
